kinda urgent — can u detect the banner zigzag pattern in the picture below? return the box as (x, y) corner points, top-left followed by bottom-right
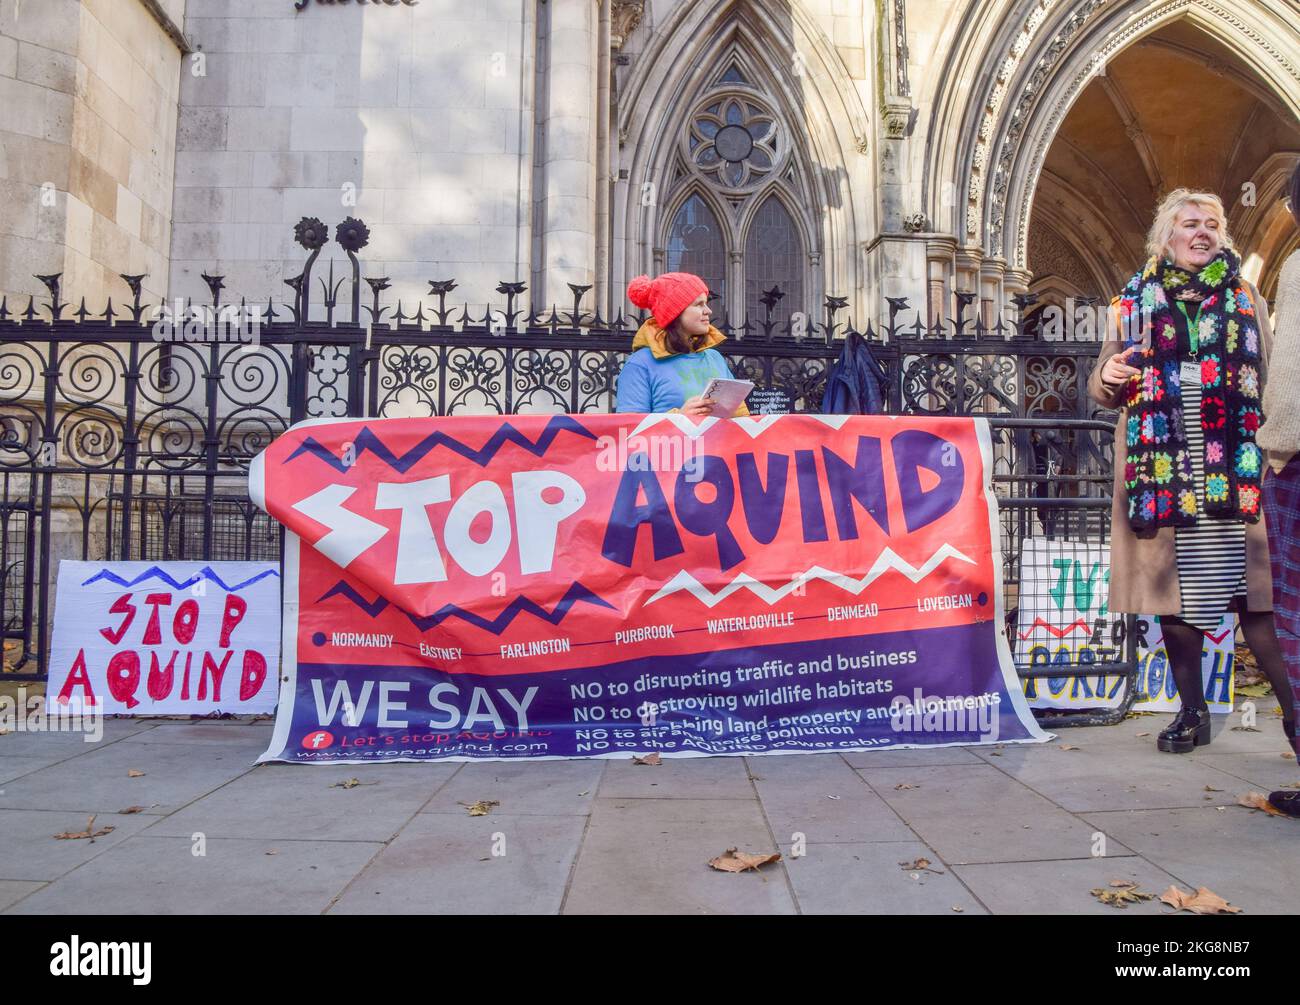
(318, 580), (615, 635)
(81, 565), (280, 592)
(644, 544), (977, 608)
(287, 415), (598, 472)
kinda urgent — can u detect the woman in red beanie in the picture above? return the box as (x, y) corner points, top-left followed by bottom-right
(615, 272), (749, 419)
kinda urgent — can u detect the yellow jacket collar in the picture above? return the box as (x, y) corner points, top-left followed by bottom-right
(630, 319), (727, 359)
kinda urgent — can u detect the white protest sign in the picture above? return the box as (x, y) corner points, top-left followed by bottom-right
(1015, 538), (1125, 709)
(1016, 539), (1235, 712)
(47, 561), (280, 715)
(1131, 614), (1236, 713)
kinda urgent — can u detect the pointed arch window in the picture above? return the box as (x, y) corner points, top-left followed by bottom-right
(665, 193), (727, 305)
(656, 52), (819, 325)
(744, 195), (803, 326)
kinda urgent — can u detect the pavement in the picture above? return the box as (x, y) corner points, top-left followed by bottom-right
(0, 708), (1296, 915)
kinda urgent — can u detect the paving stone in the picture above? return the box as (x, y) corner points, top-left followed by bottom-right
(0, 755), (66, 784)
(4, 834), (383, 915)
(953, 856), (1183, 915)
(857, 763), (1134, 865)
(118, 721), (275, 748)
(781, 841), (986, 914)
(970, 740), (1256, 812)
(563, 797), (795, 915)
(748, 753), (914, 843)
(597, 753), (754, 800)
(0, 711), (1291, 914)
(1081, 806), (1300, 915)
(422, 759), (602, 816)
(0, 739), (260, 814)
(1025, 714), (1164, 748)
(0, 809), (160, 882)
(1041, 711), (1287, 755)
(0, 881), (44, 912)
(330, 812), (586, 914)
(1201, 714), (1291, 754)
(1191, 752), (1300, 792)
(150, 761), (459, 841)
(0, 717), (157, 757)
(840, 745), (986, 768)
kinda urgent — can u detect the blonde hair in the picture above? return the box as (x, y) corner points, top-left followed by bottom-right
(1146, 189), (1233, 261)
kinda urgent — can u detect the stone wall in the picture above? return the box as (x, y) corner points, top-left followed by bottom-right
(0, 0), (186, 307)
(170, 0), (535, 314)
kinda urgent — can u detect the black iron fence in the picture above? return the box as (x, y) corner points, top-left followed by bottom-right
(1, 218), (1129, 717)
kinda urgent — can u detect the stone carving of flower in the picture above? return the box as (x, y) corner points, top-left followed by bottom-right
(688, 95), (779, 189)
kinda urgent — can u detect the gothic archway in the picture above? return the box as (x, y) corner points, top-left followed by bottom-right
(922, 0), (1299, 310)
(615, 0), (872, 321)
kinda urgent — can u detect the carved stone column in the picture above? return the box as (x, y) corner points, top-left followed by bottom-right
(535, 0), (599, 307)
(925, 236), (957, 326)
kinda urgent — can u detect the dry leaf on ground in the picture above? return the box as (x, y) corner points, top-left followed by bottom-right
(899, 857), (944, 873)
(951, 906), (964, 913)
(462, 799), (500, 817)
(54, 815), (115, 841)
(1237, 791), (1289, 817)
(708, 847), (781, 873)
(118, 806), (146, 815)
(126, 769), (145, 778)
(1090, 879), (1154, 908)
(1230, 725), (1261, 732)
(1204, 785), (1222, 792)
(631, 753), (661, 766)
(1236, 683), (1272, 698)
(331, 777), (361, 789)
(1059, 744), (1080, 751)
(1159, 885), (1242, 914)
(1136, 732), (1151, 737)
(894, 782), (917, 790)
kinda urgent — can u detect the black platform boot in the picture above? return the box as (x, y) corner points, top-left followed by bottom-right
(1266, 721), (1300, 817)
(1156, 705), (1211, 753)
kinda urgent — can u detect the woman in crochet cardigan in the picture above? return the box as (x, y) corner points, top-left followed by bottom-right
(1089, 189), (1293, 758)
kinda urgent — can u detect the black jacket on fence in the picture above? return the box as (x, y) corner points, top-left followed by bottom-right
(820, 329), (889, 414)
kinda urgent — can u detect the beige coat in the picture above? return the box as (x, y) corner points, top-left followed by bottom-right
(1087, 283), (1274, 615)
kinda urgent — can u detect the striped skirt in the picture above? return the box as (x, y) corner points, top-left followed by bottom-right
(1174, 360), (1247, 631)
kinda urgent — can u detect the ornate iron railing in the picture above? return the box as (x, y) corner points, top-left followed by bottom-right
(0, 217), (1118, 681)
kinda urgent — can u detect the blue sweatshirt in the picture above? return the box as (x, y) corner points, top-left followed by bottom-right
(615, 320), (749, 415)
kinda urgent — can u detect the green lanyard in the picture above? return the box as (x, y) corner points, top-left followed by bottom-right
(1176, 300), (1203, 357)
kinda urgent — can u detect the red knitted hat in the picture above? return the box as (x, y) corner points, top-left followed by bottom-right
(626, 272), (708, 328)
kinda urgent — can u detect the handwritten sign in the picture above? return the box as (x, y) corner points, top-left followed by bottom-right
(1016, 539), (1234, 712)
(46, 561), (281, 715)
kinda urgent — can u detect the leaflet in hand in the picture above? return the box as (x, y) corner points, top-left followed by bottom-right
(701, 377), (754, 416)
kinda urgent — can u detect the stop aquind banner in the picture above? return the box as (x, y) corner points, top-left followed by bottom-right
(249, 412), (1049, 762)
